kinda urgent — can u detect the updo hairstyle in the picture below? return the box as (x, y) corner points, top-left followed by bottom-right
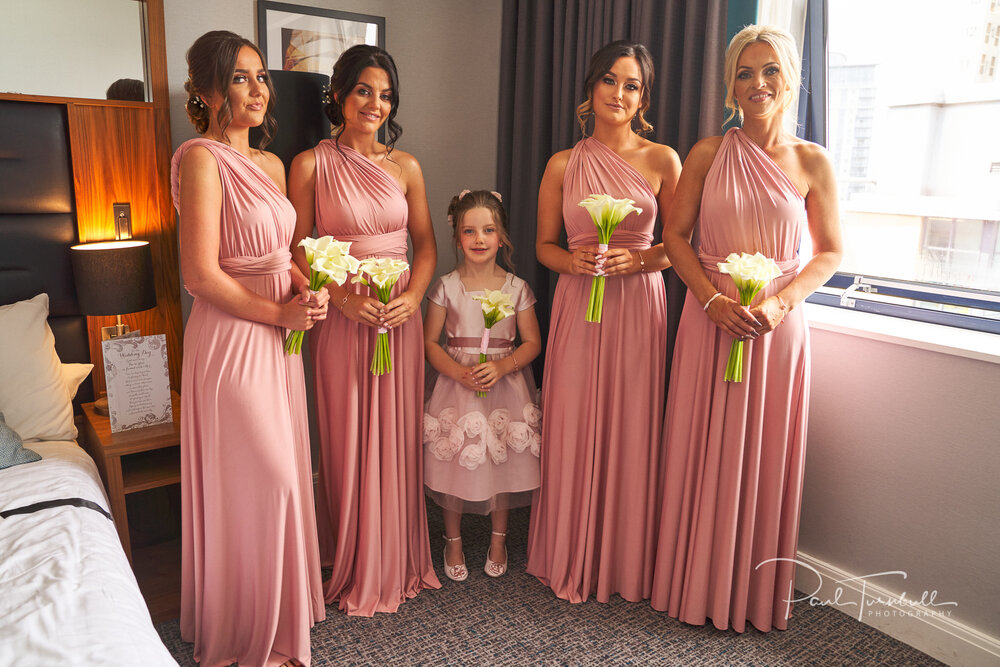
(184, 30), (277, 147)
(575, 40), (655, 137)
(448, 190), (514, 270)
(324, 44), (403, 153)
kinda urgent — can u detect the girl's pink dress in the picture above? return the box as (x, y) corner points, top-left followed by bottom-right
(172, 138), (324, 667)
(310, 139), (440, 616)
(526, 137), (668, 603)
(651, 128), (811, 632)
(423, 270), (541, 514)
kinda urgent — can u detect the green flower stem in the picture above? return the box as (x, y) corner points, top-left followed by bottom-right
(724, 339), (744, 382)
(586, 275), (606, 323)
(371, 332), (391, 375)
(723, 285), (766, 382)
(476, 352), (488, 398)
(368, 277), (400, 375)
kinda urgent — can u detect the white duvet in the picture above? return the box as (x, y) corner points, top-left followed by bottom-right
(0, 441), (176, 666)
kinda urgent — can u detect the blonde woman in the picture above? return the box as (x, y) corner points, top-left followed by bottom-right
(651, 24), (842, 632)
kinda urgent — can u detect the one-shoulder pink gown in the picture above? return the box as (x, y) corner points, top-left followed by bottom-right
(172, 138), (325, 667)
(651, 128), (811, 632)
(527, 137), (667, 603)
(309, 140), (440, 616)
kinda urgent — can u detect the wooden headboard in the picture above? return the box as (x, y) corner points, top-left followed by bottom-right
(0, 100), (93, 403)
(0, 93), (182, 402)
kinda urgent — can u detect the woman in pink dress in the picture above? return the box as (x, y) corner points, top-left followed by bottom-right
(526, 41), (681, 603)
(288, 45), (440, 616)
(174, 31), (326, 666)
(650, 25), (843, 632)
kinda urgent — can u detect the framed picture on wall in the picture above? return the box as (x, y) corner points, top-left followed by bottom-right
(257, 2), (385, 75)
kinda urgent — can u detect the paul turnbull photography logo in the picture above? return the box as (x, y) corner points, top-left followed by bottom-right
(757, 558), (959, 622)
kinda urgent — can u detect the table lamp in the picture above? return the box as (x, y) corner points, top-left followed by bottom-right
(70, 240), (157, 414)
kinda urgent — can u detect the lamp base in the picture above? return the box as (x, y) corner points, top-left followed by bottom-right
(94, 396), (110, 416)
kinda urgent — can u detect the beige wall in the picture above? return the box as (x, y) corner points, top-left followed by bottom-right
(165, 0), (502, 293)
(801, 325), (1000, 636)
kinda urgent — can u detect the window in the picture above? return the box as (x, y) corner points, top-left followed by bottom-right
(817, 0), (1000, 333)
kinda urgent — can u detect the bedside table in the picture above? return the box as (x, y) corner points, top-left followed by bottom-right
(79, 390), (182, 622)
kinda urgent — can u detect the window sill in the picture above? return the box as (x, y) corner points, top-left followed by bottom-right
(803, 303), (1000, 365)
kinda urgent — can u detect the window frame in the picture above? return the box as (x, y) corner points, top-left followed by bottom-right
(803, 0), (1000, 336)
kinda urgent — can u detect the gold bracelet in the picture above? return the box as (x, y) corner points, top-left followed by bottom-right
(336, 292), (349, 310)
(637, 250), (645, 272)
(511, 351), (519, 373)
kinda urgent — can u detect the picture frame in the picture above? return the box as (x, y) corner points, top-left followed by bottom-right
(257, 1), (385, 76)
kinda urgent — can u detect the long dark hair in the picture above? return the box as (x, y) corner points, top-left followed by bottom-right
(324, 44), (403, 154)
(575, 40), (655, 137)
(184, 30), (277, 148)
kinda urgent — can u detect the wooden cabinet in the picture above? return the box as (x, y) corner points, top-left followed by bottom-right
(79, 391), (181, 622)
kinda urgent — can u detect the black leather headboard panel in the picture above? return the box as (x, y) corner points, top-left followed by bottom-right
(0, 100), (93, 404)
(0, 101), (73, 215)
(0, 214), (79, 314)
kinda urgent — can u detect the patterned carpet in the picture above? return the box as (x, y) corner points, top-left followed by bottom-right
(156, 505), (943, 666)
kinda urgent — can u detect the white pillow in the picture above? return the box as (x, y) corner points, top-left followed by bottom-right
(0, 294), (77, 441)
(62, 362), (94, 400)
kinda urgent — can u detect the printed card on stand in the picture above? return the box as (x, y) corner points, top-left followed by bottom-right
(102, 334), (172, 433)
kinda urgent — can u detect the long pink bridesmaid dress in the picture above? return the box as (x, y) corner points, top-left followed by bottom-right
(309, 139), (440, 616)
(172, 138), (325, 667)
(651, 128), (811, 632)
(526, 137), (667, 603)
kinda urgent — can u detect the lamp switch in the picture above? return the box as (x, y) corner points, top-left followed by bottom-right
(113, 202), (132, 239)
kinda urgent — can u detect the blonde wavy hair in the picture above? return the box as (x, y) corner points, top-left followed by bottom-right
(723, 24), (801, 126)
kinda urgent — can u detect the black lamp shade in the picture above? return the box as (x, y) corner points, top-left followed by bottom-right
(70, 241), (157, 316)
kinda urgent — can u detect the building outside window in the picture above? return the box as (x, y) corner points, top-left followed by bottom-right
(826, 0), (1000, 305)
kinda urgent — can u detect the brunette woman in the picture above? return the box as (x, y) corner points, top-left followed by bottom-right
(526, 40), (681, 604)
(288, 44), (440, 616)
(174, 30), (326, 665)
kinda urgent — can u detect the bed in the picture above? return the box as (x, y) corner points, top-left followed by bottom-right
(0, 100), (176, 665)
(0, 440), (176, 665)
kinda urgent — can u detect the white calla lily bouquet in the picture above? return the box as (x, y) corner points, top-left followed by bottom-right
(470, 289), (516, 397)
(717, 252), (782, 382)
(352, 257), (410, 375)
(285, 236), (360, 355)
(577, 194), (643, 323)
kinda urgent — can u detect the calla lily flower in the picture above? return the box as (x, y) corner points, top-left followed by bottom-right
(470, 289), (516, 397)
(717, 251), (783, 382)
(285, 236), (360, 354)
(577, 194), (643, 322)
(353, 257), (411, 375)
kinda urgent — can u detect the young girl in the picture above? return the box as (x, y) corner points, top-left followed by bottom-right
(423, 190), (542, 580)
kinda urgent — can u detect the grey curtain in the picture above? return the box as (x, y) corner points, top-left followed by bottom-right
(496, 0), (728, 382)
